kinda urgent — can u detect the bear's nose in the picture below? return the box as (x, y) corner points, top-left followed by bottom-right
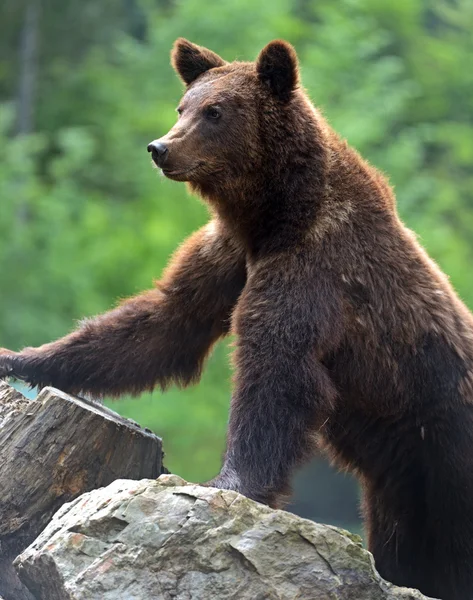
(147, 141), (169, 167)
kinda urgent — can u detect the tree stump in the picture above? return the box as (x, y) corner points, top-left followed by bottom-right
(0, 382), (164, 600)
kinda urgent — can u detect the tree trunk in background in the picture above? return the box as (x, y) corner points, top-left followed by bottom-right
(0, 382), (165, 600)
(16, 0), (40, 136)
(14, 0), (40, 227)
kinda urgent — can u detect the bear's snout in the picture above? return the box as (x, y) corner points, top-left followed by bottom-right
(147, 141), (169, 168)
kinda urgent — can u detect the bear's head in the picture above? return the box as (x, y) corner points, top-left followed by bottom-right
(148, 39), (324, 207)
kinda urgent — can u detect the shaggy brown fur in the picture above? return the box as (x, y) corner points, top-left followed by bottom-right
(2, 38), (473, 599)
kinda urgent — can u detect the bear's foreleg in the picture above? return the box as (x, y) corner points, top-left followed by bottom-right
(209, 255), (342, 506)
(0, 223), (246, 398)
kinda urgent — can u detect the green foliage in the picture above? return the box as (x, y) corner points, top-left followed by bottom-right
(0, 0), (472, 508)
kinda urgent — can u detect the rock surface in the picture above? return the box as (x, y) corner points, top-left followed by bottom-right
(15, 475), (436, 600)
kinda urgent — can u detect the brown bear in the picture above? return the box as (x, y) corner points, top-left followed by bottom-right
(1, 38), (473, 599)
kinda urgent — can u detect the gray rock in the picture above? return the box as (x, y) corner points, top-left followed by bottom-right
(15, 475), (436, 600)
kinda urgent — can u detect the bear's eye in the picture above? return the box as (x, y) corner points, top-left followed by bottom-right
(176, 107), (183, 116)
(205, 106), (221, 120)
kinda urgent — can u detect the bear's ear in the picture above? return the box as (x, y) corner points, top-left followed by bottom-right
(171, 38), (226, 85)
(256, 40), (299, 102)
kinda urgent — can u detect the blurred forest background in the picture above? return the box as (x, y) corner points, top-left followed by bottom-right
(1, 0), (472, 533)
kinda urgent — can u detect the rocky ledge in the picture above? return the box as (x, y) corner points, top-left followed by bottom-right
(15, 475), (435, 600)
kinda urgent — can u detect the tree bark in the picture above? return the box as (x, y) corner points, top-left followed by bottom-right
(0, 382), (164, 600)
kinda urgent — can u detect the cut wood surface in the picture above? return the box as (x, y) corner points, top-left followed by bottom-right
(0, 382), (164, 600)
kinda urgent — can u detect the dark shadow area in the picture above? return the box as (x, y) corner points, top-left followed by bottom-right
(289, 458), (361, 534)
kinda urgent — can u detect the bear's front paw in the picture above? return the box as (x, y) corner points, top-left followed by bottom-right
(206, 472), (242, 494)
(0, 351), (34, 385)
(0, 350), (18, 379)
(206, 470), (278, 507)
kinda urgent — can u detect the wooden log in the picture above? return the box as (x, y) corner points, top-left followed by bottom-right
(0, 382), (165, 600)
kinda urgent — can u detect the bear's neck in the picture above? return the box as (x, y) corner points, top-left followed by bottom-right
(194, 146), (329, 257)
